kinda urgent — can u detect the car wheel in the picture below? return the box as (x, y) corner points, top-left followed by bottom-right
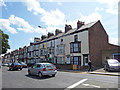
(38, 72), (43, 78)
(28, 70), (31, 75)
(52, 74), (55, 77)
(9, 68), (11, 71)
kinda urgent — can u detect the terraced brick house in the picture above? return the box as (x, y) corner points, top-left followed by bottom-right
(3, 20), (119, 70)
(23, 46), (28, 63)
(27, 43), (34, 63)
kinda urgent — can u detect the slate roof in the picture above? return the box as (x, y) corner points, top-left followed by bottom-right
(77, 21), (98, 31)
(34, 21), (98, 44)
(63, 28), (76, 36)
(55, 32), (64, 38)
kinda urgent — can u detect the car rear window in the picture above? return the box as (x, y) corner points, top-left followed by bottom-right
(21, 62), (25, 64)
(43, 64), (55, 68)
(14, 63), (21, 65)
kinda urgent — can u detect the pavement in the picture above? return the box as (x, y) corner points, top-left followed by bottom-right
(88, 68), (120, 76)
(58, 67), (120, 76)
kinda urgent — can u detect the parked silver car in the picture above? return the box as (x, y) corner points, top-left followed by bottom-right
(28, 63), (57, 78)
(104, 59), (120, 71)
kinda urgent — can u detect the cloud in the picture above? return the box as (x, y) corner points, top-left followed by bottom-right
(29, 37), (34, 42)
(109, 37), (118, 45)
(0, 0), (6, 6)
(41, 9), (65, 27)
(34, 27), (47, 35)
(0, 15), (36, 34)
(97, 0), (119, 14)
(95, 7), (103, 11)
(66, 12), (102, 28)
(7, 49), (12, 53)
(23, 0), (65, 30)
(23, 0), (45, 14)
(57, 2), (62, 5)
(0, 1), (102, 36)
(48, 0), (54, 2)
(33, 12), (38, 15)
(0, 19), (17, 34)
(9, 15), (34, 33)
(0, 14), (60, 35)
(23, 0), (102, 33)
(80, 12), (102, 23)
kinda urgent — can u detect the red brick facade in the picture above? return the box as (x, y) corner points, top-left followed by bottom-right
(89, 20), (119, 67)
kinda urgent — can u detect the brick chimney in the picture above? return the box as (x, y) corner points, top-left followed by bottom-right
(47, 32), (54, 38)
(19, 48), (22, 50)
(30, 42), (34, 46)
(23, 46), (26, 48)
(55, 29), (62, 36)
(65, 24), (72, 33)
(34, 37), (40, 43)
(77, 20), (84, 29)
(41, 35), (47, 40)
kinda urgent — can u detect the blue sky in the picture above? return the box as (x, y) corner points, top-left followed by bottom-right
(0, 0), (119, 53)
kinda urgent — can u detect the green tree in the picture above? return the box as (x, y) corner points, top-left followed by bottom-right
(0, 29), (10, 54)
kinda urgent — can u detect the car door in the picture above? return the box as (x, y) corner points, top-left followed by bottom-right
(30, 64), (37, 75)
(34, 64), (42, 75)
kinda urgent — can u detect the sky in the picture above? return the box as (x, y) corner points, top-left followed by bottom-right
(0, 0), (119, 53)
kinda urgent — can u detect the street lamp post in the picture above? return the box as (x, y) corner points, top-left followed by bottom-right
(38, 26), (48, 62)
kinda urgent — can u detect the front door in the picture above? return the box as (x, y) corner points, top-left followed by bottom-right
(83, 54), (88, 66)
(73, 56), (81, 65)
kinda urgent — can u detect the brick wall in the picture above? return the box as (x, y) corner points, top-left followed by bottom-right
(107, 44), (119, 50)
(56, 64), (73, 70)
(89, 21), (109, 67)
(56, 64), (88, 70)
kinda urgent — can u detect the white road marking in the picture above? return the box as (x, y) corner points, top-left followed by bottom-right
(82, 83), (100, 88)
(67, 79), (87, 89)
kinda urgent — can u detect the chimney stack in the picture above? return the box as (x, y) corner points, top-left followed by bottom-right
(65, 24), (72, 33)
(23, 46), (26, 48)
(34, 37), (40, 43)
(41, 35), (47, 40)
(47, 32), (54, 38)
(19, 48), (22, 50)
(77, 20), (84, 29)
(30, 42), (34, 45)
(55, 29), (62, 36)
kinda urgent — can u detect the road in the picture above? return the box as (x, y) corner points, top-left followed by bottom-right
(0, 67), (2, 90)
(2, 66), (119, 89)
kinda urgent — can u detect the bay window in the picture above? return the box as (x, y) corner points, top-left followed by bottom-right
(57, 56), (65, 64)
(40, 49), (44, 56)
(57, 45), (65, 55)
(70, 42), (81, 53)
